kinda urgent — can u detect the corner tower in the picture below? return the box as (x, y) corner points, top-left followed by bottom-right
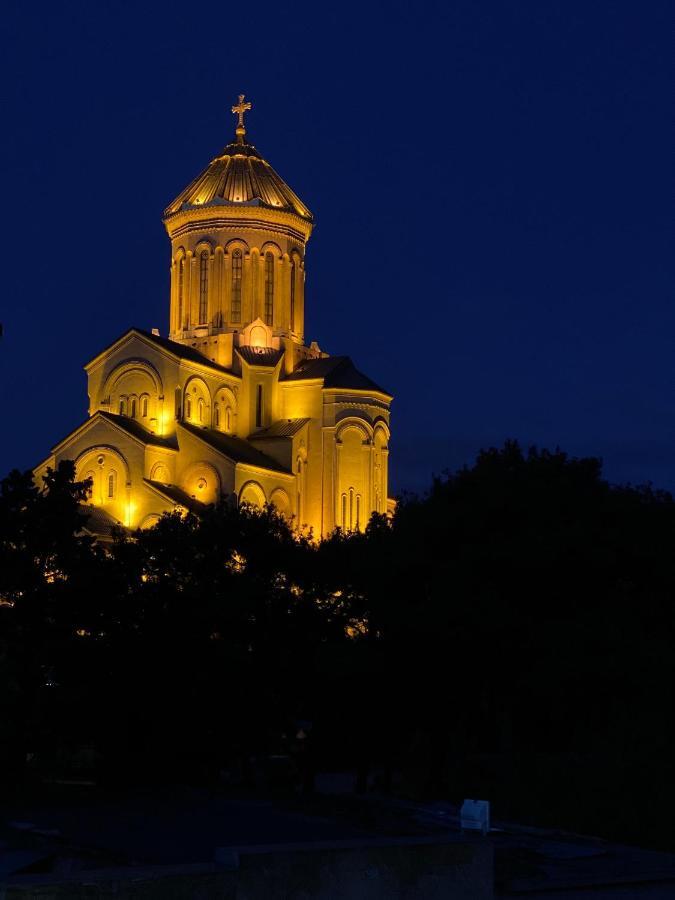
(164, 96), (313, 371)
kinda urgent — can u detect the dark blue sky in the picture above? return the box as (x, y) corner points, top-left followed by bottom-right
(1, 1), (672, 494)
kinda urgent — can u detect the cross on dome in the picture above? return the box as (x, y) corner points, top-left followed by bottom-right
(232, 94), (252, 141)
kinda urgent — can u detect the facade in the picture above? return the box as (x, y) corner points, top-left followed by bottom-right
(35, 97), (392, 537)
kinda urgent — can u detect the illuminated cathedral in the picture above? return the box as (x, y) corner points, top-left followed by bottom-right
(36, 97), (392, 537)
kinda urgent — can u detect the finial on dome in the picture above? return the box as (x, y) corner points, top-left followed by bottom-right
(232, 94), (252, 143)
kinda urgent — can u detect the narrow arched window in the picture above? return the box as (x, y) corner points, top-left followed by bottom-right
(185, 396), (192, 419)
(264, 252), (274, 326)
(130, 398), (137, 418)
(256, 384), (263, 428)
(178, 257), (185, 329)
(341, 493), (347, 529)
(198, 250), (209, 324)
(231, 249), (242, 323)
(141, 396), (148, 418)
(119, 398), (126, 415)
(289, 259), (296, 331)
(226, 406), (232, 432)
(198, 397), (204, 423)
(349, 487), (354, 530)
(107, 471), (116, 499)
(214, 403), (220, 427)
(356, 494), (361, 530)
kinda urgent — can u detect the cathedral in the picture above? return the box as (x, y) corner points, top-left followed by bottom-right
(36, 97), (393, 538)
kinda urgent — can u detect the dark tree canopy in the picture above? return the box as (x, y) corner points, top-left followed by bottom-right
(1, 444), (674, 849)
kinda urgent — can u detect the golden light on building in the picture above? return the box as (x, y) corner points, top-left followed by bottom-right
(35, 95), (393, 536)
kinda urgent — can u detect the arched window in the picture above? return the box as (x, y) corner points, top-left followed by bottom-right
(198, 397), (204, 423)
(356, 494), (361, 530)
(185, 396), (192, 419)
(341, 493), (347, 529)
(119, 398), (126, 415)
(231, 249), (242, 323)
(130, 398), (137, 418)
(349, 487), (354, 530)
(226, 406), (232, 432)
(141, 396), (148, 418)
(214, 403), (220, 427)
(290, 259), (296, 331)
(107, 471), (116, 499)
(256, 384), (263, 428)
(264, 252), (274, 325)
(198, 250), (209, 324)
(178, 257), (185, 329)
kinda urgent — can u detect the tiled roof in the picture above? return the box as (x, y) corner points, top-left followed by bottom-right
(143, 479), (206, 512)
(249, 418), (310, 440)
(98, 412), (179, 450)
(133, 329), (234, 374)
(164, 137), (312, 222)
(284, 356), (391, 395)
(78, 505), (121, 538)
(236, 346), (284, 367)
(179, 421), (290, 474)
(87, 328), (236, 376)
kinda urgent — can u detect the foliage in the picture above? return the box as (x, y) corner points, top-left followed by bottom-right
(1, 444), (675, 847)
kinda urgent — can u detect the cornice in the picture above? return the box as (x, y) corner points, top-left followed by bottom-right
(164, 204), (312, 243)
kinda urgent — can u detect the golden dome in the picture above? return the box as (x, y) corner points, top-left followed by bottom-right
(164, 137), (312, 223)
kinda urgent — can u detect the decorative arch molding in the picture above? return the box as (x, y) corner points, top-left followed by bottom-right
(259, 240), (283, 258)
(181, 461), (221, 504)
(224, 237), (250, 255)
(103, 358), (163, 401)
(212, 383), (237, 407)
(74, 444), (131, 485)
(269, 487), (292, 520)
(183, 375), (210, 424)
(194, 238), (214, 255)
(150, 461), (171, 484)
(183, 374), (210, 397)
(335, 418), (374, 445)
(372, 419), (391, 447)
(140, 514), (162, 530)
(239, 480), (266, 508)
(173, 245), (187, 261)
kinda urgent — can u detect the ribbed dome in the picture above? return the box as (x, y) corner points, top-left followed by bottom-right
(164, 138), (312, 222)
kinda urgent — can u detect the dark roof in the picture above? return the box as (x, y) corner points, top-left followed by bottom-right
(284, 356), (390, 395)
(250, 418), (310, 440)
(134, 329), (235, 373)
(98, 412), (179, 450)
(78, 505), (121, 538)
(143, 479), (206, 512)
(179, 421), (290, 473)
(88, 328), (235, 376)
(236, 345), (284, 367)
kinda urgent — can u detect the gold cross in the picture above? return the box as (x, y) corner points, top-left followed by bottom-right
(232, 94), (252, 135)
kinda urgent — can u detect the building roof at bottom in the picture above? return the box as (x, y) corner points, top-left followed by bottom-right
(179, 421), (291, 473)
(143, 479), (207, 512)
(78, 505), (122, 538)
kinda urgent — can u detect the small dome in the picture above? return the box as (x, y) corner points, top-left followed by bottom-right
(164, 138), (312, 222)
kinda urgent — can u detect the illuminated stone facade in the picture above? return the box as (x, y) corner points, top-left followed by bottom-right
(36, 98), (392, 537)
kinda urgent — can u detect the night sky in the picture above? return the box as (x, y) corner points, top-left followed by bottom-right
(1, 1), (672, 495)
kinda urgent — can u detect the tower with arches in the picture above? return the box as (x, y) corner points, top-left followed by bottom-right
(35, 96), (393, 537)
